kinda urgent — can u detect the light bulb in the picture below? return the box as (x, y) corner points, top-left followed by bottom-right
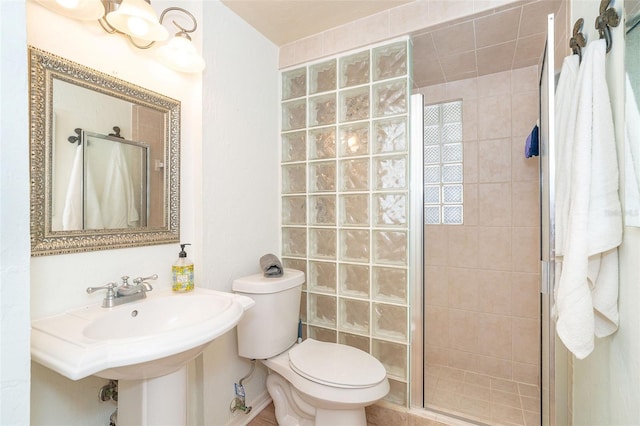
(56, 0), (79, 9)
(157, 35), (205, 73)
(127, 16), (149, 37)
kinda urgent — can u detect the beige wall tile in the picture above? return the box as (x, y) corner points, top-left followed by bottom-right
(463, 98), (478, 141)
(478, 138), (512, 183)
(447, 226), (479, 268)
(491, 377), (518, 393)
(513, 33), (546, 69)
(519, 0), (562, 38)
(446, 77), (478, 99)
(322, 12), (390, 58)
(479, 183), (512, 226)
(448, 267), (480, 311)
(511, 90), (539, 137)
(512, 317), (539, 364)
(511, 272), (539, 319)
(389, 0), (431, 36)
(512, 180), (539, 226)
(366, 404), (410, 426)
(449, 309), (479, 352)
(447, 349), (478, 371)
(426, 306), (450, 347)
(425, 225), (448, 265)
(432, 20), (476, 57)
(512, 361), (539, 385)
(511, 137), (539, 182)
(491, 388), (522, 408)
(476, 41), (516, 76)
(463, 183), (478, 225)
(426, 345), (448, 366)
(474, 7), (521, 49)
(477, 70), (512, 97)
(477, 313), (513, 359)
(478, 226), (512, 271)
(424, 83), (447, 103)
(477, 270), (512, 315)
(425, 265), (449, 306)
(439, 52), (478, 78)
(429, 0), (477, 26)
(511, 65), (539, 94)
(476, 354), (512, 379)
(478, 94), (512, 139)
(511, 226), (539, 273)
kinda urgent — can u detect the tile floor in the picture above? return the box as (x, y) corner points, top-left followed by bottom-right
(425, 365), (540, 426)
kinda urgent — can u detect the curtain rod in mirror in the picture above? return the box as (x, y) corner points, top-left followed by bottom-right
(32, 0), (205, 73)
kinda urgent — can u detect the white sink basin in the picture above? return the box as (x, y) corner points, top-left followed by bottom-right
(31, 288), (254, 380)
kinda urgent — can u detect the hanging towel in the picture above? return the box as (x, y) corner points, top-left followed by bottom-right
(62, 144), (84, 230)
(524, 125), (539, 158)
(554, 40), (622, 359)
(84, 161), (104, 229)
(624, 73), (640, 226)
(101, 143), (140, 228)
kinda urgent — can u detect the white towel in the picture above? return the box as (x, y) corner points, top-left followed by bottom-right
(624, 73), (640, 226)
(554, 40), (623, 359)
(62, 144), (83, 230)
(84, 161), (104, 229)
(101, 143), (140, 228)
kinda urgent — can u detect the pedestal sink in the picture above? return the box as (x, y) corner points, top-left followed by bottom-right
(31, 288), (254, 425)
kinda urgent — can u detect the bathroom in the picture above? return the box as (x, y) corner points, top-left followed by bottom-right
(1, 0), (639, 425)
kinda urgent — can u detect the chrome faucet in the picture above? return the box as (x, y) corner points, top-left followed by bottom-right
(86, 274), (157, 308)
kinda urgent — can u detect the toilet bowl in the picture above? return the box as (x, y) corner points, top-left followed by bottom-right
(233, 270), (389, 426)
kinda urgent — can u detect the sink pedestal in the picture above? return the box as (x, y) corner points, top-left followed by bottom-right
(117, 367), (187, 426)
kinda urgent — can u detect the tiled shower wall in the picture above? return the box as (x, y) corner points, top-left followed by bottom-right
(418, 65), (541, 389)
(280, 39), (411, 406)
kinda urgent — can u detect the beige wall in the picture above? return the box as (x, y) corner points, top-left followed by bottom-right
(420, 65), (541, 387)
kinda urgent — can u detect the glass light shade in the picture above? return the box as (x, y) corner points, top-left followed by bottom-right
(157, 36), (205, 73)
(105, 0), (169, 42)
(35, 0), (105, 20)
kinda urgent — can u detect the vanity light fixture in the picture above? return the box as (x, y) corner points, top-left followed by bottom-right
(33, 0), (206, 73)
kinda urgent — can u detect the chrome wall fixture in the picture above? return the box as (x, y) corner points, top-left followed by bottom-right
(33, 0), (205, 73)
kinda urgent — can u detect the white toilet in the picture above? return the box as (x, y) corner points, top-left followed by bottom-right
(233, 269), (389, 426)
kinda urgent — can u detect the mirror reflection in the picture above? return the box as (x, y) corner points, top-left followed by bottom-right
(625, 2), (640, 226)
(29, 46), (180, 255)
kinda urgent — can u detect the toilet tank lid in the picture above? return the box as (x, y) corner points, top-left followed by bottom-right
(232, 269), (305, 294)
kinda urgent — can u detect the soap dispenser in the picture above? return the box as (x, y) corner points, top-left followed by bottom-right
(172, 243), (194, 292)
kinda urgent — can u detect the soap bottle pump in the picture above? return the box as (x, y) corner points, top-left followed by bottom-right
(172, 243), (194, 292)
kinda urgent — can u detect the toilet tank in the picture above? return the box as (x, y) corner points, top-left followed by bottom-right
(232, 269), (304, 359)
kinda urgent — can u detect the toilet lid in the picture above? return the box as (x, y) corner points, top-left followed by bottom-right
(288, 339), (387, 389)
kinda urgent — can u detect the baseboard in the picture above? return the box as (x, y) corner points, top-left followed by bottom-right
(226, 390), (272, 426)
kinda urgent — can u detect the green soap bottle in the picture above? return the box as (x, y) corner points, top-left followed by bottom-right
(172, 243), (194, 292)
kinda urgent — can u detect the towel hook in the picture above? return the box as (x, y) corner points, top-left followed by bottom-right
(595, 0), (619, 53)
(67, 128), (82, 145)
(108, 126), (124, 139)
(570, 18), (586, 62)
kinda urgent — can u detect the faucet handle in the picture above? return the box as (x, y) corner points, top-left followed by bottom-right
(133, 274), (158, 284)
(86, 282), (117, 294)
(121, 275), (130, 286)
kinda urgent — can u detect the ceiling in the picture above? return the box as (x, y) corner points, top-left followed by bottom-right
(221, 0), (561, 87)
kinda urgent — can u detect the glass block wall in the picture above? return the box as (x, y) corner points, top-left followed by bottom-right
(280, 39), (411, 406)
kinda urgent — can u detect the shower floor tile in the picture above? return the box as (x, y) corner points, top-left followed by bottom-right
(425, 364), (540, 426)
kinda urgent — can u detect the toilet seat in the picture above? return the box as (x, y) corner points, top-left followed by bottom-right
(288, 339), (386, 389)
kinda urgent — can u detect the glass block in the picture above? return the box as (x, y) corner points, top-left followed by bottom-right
(424, 165), (440, 184)
(282, 99), (306, 131)
(443, 205), (463, 224)
(373, 80), (407, 118)
(340, 159), (369, 191)
(441, 142), (463, 162)
(309, 294), (336, 328)
(282, 67), (306, 100)
(375, 156), (407, 190)
(373, 117), (406, 154)
(374, 193), (406, 227)
(282, 131), (306, 162)
(442, 100), (462, 123)
(309, 195), (336, 225)
(309, 59), (336, 94)
(442, 184), (463, 203)
(339, 264), (370, 298)
(424, 125), (440, 145)
(283, 258), (307, 288)
(385, 379), (407, 406)
(425, 206), (441, 224)
(300, 291), (307, 322)
(309, 228), (336, 260)
(339, 123), (369, 157)
(424, 104), (440, 126)
(308, 261), (336, 294)
(338, 332), (370, 353)
(308, 325), (336, 343)
(282, 227), (306, 257)
(339, 194), (369, 226)
(372, 339), (407, 378)
(373, 230), (407, 265)
(373, 303), (407, 341)
(282, 164), (306, 194)
(442, 123), (462, 143)
(424, 145), (440, 165)
(309, 93), (336, 127)
(442, 163), (463, 183)
(424, 185), (440, 204)
(339, 298), (370, 334)
(373, 42), (407, 81)
(340, 229), (370, 262)
(282, 196), (306, 225)
(309, 127), (336, 159)
(340, 50), (370, 88)
(339, 86), (370, 122)
(373, 266), (407, 303)
(309, 161), (336, 192)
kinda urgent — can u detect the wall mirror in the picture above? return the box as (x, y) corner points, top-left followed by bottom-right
(625, 1), (640, 226)
(29, 46), (180, 256)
